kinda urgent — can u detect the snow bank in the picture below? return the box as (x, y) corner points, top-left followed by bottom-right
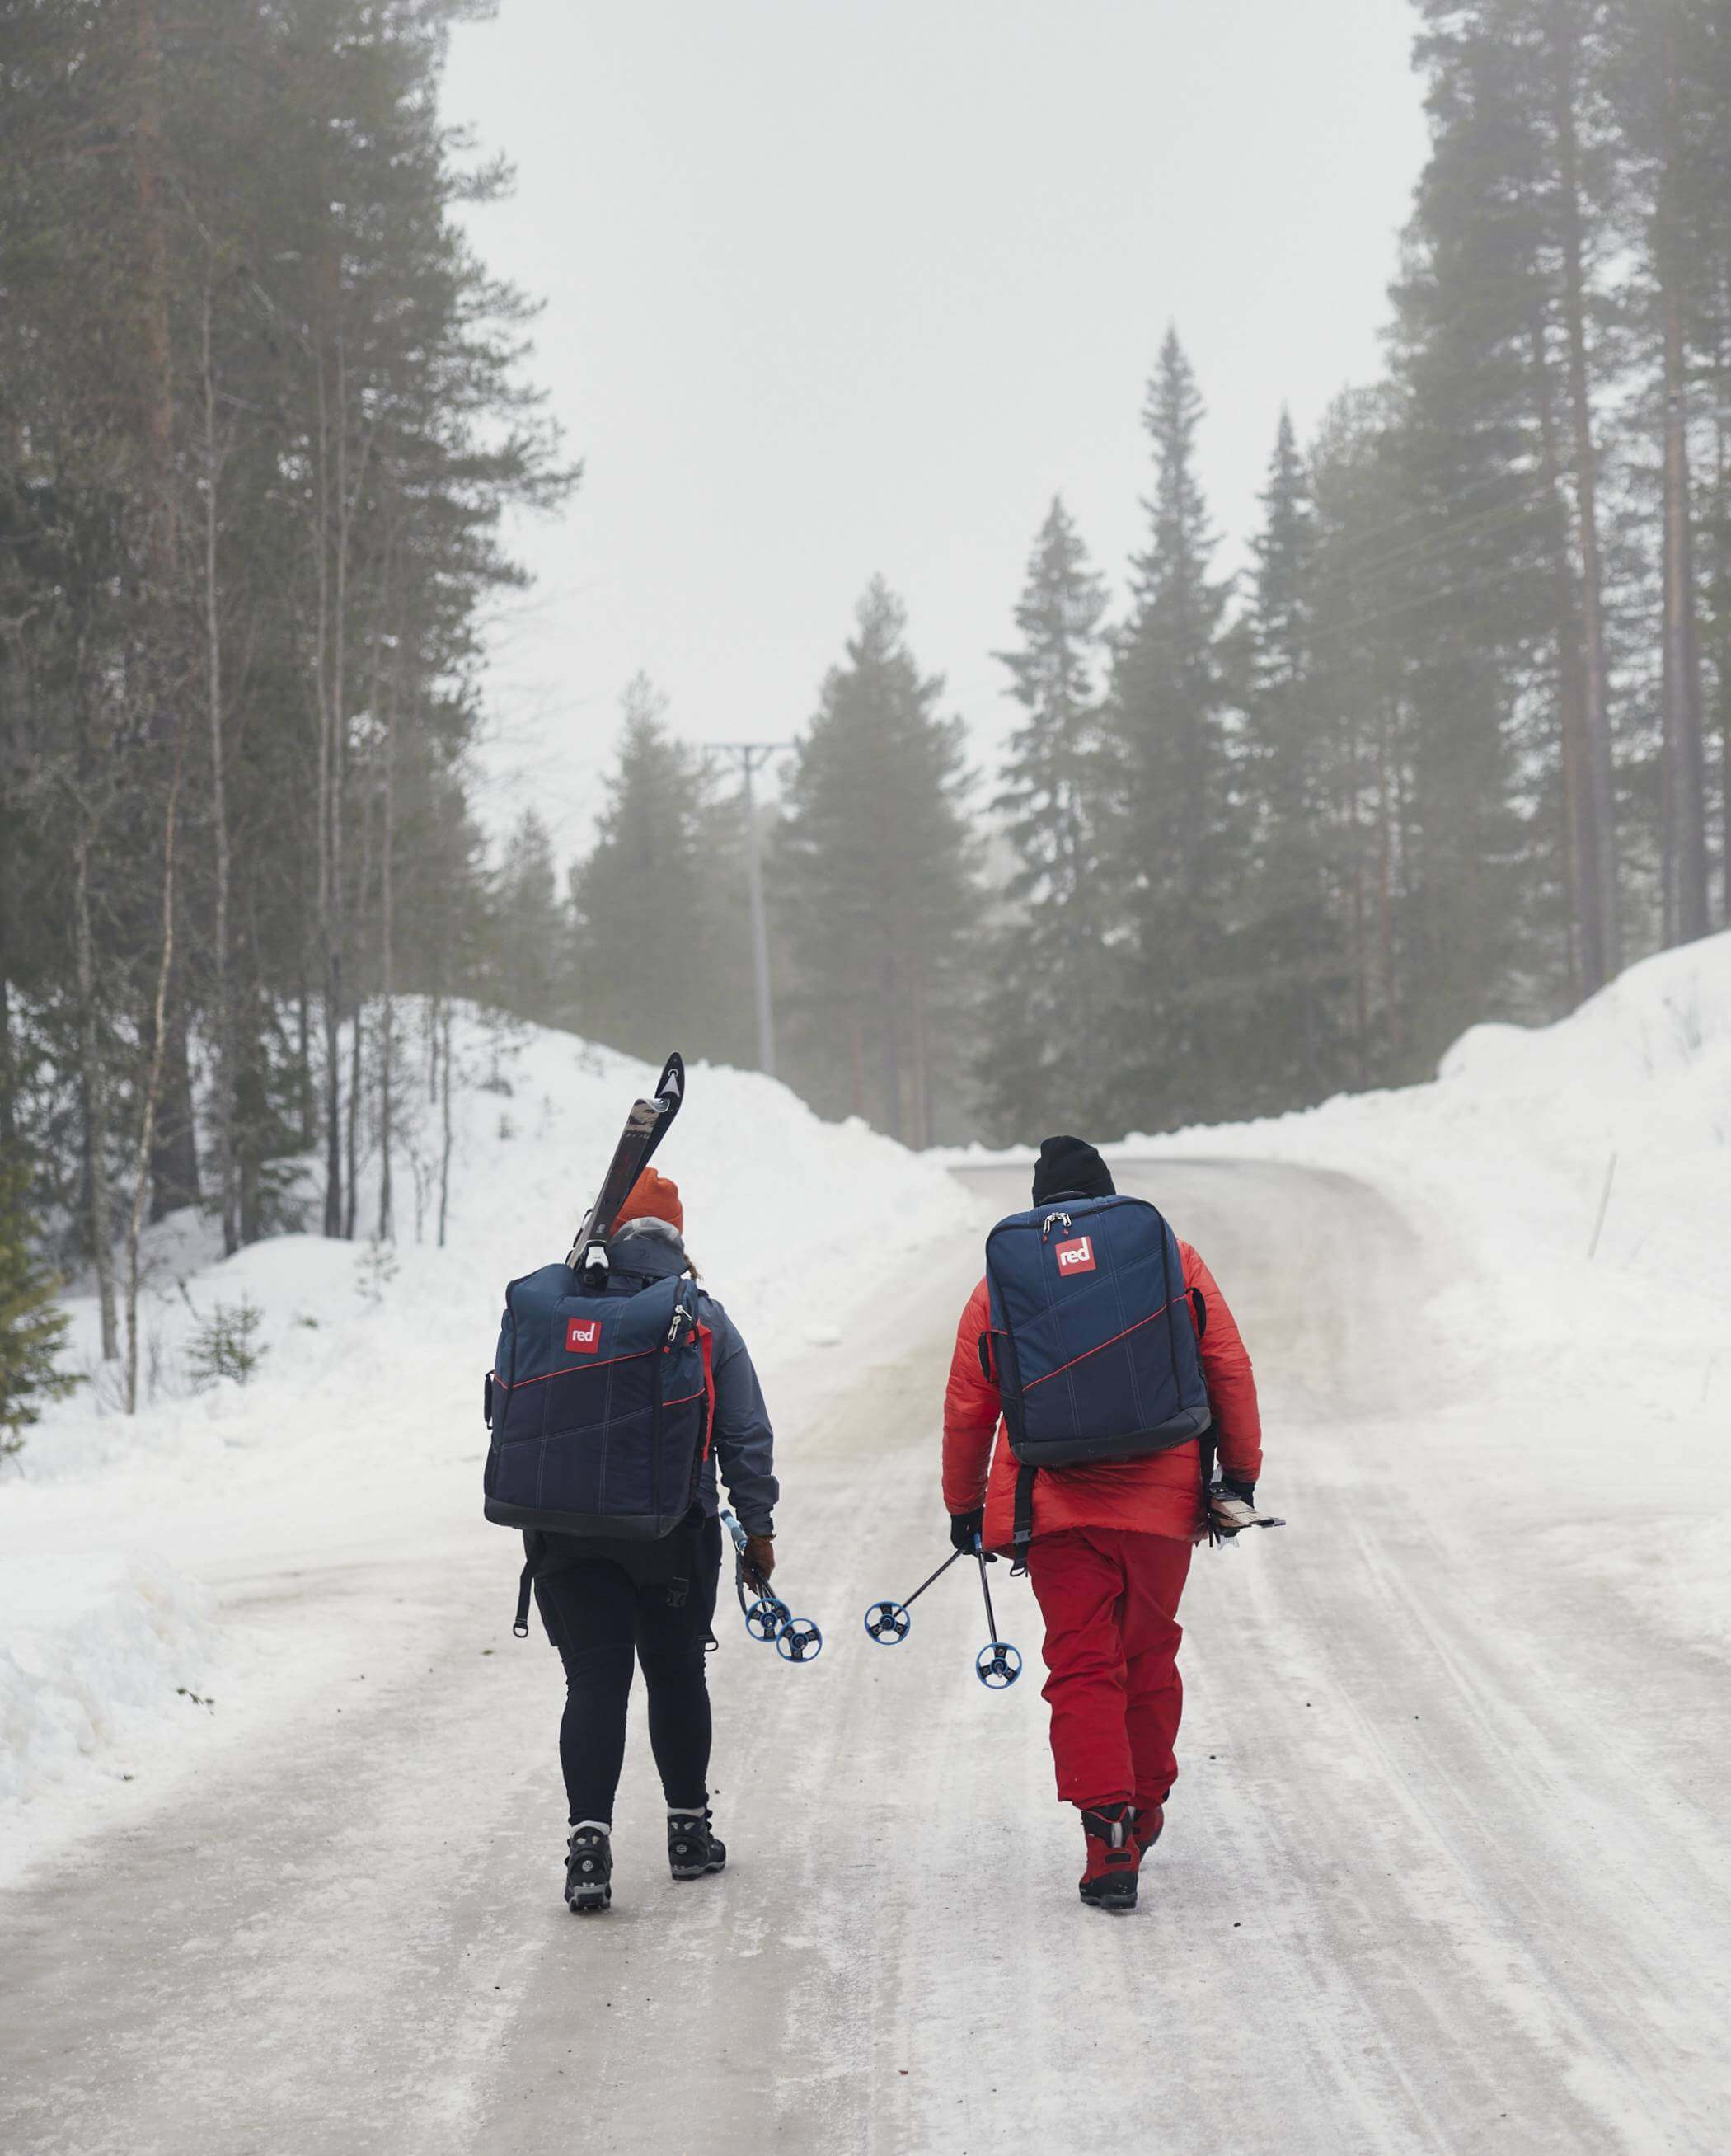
(0, 1015), (973, 1867)
(0, 1552), (214, 1808)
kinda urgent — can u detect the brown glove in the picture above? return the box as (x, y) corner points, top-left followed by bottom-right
(744, 1534), (776, 1584)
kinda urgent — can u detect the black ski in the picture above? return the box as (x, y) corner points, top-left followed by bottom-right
(565, 1052), (685, 1285)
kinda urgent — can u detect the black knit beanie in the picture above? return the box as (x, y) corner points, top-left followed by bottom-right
(1031, 1135), (1115, 1205)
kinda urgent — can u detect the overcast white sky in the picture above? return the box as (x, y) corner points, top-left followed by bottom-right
(443, 0), (1430, 861)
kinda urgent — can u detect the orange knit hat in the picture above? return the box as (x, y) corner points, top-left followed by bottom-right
(613, 1167), (683, 1236)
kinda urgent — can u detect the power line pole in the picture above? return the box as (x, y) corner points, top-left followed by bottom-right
(711, 742), (790, 1077)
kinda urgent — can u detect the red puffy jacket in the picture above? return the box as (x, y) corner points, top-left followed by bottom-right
(942, 1240), (1261, 1549)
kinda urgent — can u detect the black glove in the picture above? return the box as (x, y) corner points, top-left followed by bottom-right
(1219, 1477), (1256, 1509)
(949, 1507), (983, 1554)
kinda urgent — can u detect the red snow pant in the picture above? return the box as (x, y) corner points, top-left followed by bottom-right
(1025, 1527), (1193, 1811)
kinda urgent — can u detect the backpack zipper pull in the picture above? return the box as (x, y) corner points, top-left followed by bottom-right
(1041, 1210), (1073, 1242)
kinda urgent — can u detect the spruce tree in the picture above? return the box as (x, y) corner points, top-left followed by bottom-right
(1389, 6), (1557, 1056)
(978, 497), (1118, 1139)
(0, 1148), (80, 1454)
(571, 679), (754, 1067)
(1101, 331), (1239, 1130)
(490, 812), (568, 1026)
(1305, 388), (1415, 1084)
(1611, 0), (1724, 941)
(773, 580), (979, 1146)
(1236, 412), (1350, 1111)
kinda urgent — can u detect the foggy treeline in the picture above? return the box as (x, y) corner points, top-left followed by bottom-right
(543, 0), (1731, 1146)
(5, 0), (1731, 1334)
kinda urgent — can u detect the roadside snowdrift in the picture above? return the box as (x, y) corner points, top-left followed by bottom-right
(0, 1015), (973, 1872)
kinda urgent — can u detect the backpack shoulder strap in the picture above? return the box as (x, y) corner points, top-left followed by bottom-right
(514, 1528), (544, 1637)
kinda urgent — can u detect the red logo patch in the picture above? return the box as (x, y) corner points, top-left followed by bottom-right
(1054, 1234), (1097, 1277)
(565, 1317), (603, 1355)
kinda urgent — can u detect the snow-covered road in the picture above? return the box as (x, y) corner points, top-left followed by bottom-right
(3, 1159), (1726, 2155)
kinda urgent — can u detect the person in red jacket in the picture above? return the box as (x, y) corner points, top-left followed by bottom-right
(943, 1136), (1263, 1909)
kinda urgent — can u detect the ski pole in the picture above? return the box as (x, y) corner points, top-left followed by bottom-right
(861, 1547), (969, 1642)
(972, 1533), (1022, 1690)
(720, 1510), (822, 1662)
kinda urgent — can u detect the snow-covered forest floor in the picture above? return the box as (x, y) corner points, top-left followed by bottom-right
(0, 1020), (973, 1871)
(3, 937), (1729, 2154)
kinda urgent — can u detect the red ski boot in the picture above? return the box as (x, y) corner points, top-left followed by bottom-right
(1133, 1802), (1166, 1856)
(1079, 1804), (1142, 1912)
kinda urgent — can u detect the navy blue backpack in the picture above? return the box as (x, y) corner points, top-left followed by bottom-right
(483, 1261), (713, 1548)
(981, 1194), (1212, 1561)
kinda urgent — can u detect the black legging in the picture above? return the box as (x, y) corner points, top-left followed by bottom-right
(532, 1515), (722, 1825)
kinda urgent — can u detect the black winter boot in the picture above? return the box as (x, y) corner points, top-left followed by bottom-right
(667, 1807), (726, 1881)
(565, 1821), (612, 1914)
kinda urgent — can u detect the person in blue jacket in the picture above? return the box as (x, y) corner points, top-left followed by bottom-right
(527, 1168), (779, 1912)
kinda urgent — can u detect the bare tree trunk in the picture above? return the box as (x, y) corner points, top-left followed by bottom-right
(73, 825), (118, 1360)
(201, 290), (239, 1254)
(1719, 360), (1731, 929)
(1343, 701), (1368, 1083)
(342, 759), (376, 1241)
(1658, 13), (1710, 946)
(0, 601), (20, 1149)
(296, 972), (314, 1148)
(0, 763), (14, 1153)
(908, 970), (929, 1150)
(131, 0), (199, 1228)
(132, 0), (176, 600)
(879, 947), (902, 1142)
(435, 995), (453, 1250)
(124, 715), (188, 1413)
(1375, 704), (1399, 1061)
(312, 345), (343, 1237)
(343, 1008), (364, 1238)
(331, 336), (354, 1241)
(0, 969), (12, 1153)
(377, 650), (400, 1242)
(1551, 1), (1620, 984)
(311, 322), (377, 1239)
(147, 1006), (199, 1219)
(1532, 314), (1590, 1002)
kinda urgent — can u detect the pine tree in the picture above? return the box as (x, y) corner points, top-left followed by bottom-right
(1306, 388), (1414, 1082)
(1668, 1), (1731, 928)
(773, 581), (979, 1145)
(0, 1147), (80, 1454)
(1235, 412), (1351, 1111)
(1101, 331), (1239, 1130)
(490, 811), (568, 1026)
(978, 497), (1118, 1139)
(1388, 6), (1562, 1055)
(571, 679), (753, 1065)
(1611, 0), (1724, 941)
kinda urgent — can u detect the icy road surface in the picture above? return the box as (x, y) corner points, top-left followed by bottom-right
(3, 1161), (1727, 2155)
